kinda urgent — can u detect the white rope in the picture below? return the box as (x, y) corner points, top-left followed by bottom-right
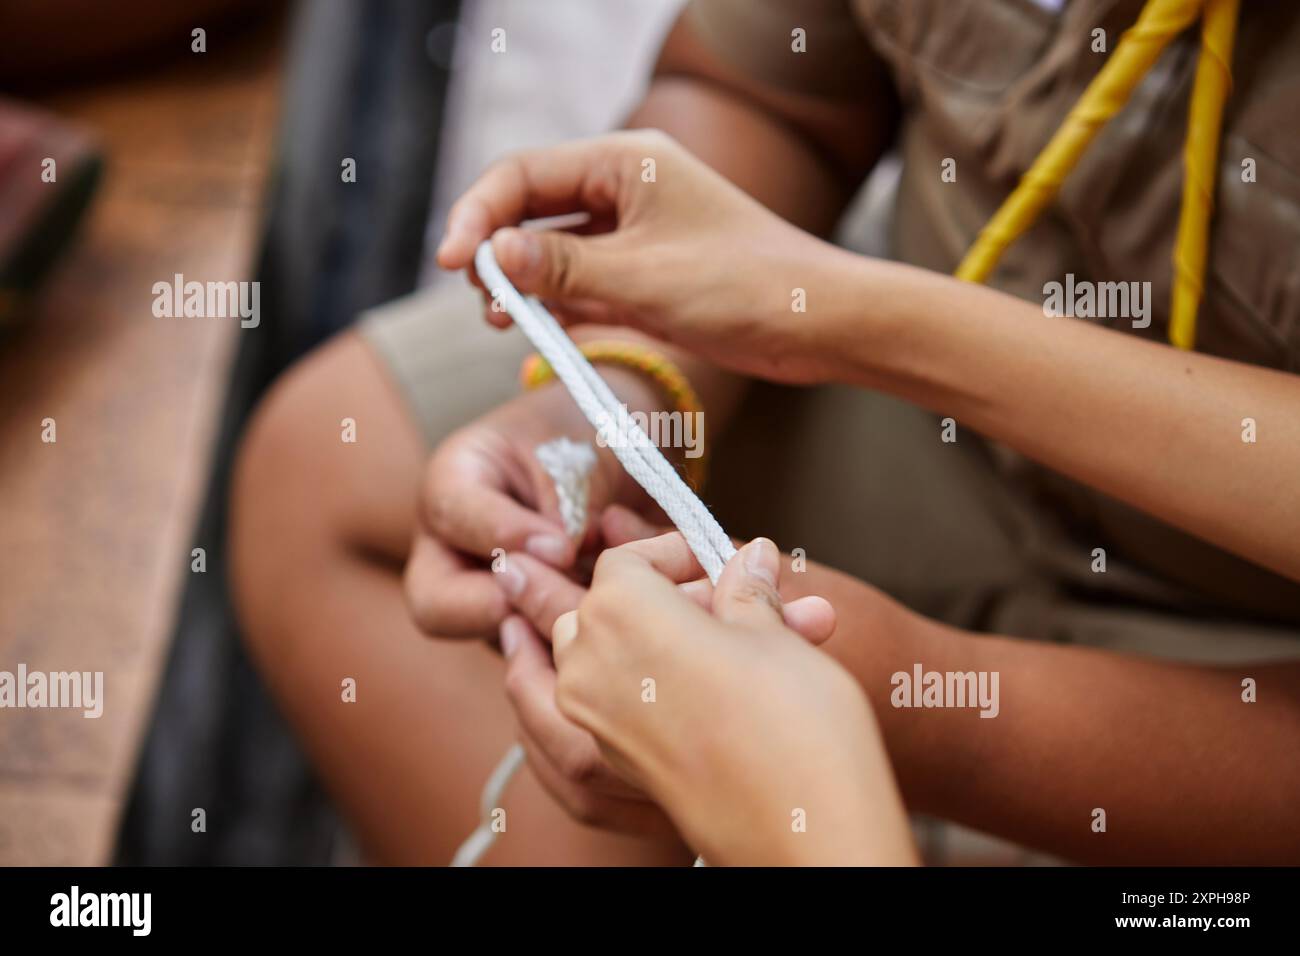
(450, 239), (734, 868)
(449, 742), (526, 867)
(474, 240), (737, 584)
(449, 439), (595, 867)
(534, 437), (597, 537)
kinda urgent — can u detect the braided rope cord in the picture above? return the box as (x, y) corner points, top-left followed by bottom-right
(451, 242), (735, 866)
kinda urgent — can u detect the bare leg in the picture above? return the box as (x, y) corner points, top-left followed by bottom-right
(229, 332), (690, 865)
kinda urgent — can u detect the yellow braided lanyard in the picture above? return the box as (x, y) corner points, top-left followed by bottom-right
(955, 0), (1241, 350)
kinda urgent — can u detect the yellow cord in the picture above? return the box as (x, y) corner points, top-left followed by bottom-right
(1169, 0), (1240, 350)
(956, 0), (1239, 351)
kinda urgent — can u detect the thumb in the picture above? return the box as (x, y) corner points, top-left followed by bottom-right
(491, 227), (615, 302)
(712, 537), (784, 630)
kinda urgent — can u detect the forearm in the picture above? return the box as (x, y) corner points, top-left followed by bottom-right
(893, 627), (1300, 864)
(826, 257), (1300, 582)
(797, 566), (1300, 863)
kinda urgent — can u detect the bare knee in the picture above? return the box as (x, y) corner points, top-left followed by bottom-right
(229, 333), (425, 665)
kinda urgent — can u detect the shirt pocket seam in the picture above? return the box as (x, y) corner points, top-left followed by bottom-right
(1205, 132), (1300, 367)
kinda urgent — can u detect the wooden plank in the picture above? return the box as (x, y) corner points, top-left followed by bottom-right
(0, 18), (284, 864)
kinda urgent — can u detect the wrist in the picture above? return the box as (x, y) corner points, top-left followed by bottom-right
(524, 335), (708, 493)
(587, 364), (687, 498)
(655, 723), (897, 866)
(814, 250), (898, 385)
(824, 255), (994, 403)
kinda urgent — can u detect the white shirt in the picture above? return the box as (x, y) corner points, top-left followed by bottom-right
(419, 0), (684, 287)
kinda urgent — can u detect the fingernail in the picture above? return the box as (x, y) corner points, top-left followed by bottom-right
(552, 610), (579, 649)
(495, 560), (526, 599)
(743, 537), (779, 587)
(525, 533), (570, 566)
(500, 618), (523, 657)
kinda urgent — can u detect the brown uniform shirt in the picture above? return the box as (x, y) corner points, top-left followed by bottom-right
(689, 0), (1300, 620)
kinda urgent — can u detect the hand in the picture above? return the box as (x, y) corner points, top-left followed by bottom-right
(436, 130), (860, 385)
(546, 529), (917, 866)
(495, 506), (836, 837)
(497, 590), (678, 836)
(403, 374), (658, 641)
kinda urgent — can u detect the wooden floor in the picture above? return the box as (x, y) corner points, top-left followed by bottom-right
(0, 22), (283, 865)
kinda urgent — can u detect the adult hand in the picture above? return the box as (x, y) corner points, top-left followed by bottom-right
(436, 130), (862, 385)
(546, 530), (916, 866)
(495, 507), (836, 837)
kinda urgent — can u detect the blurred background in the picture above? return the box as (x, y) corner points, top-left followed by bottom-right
(0, 0), (454, 865)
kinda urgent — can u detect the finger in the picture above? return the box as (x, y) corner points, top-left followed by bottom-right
(712, 537), (784, 630)
(550, 609), (579, 669)
(513, 726), (677, 837)
(501, 616), (588, 768)
(482, 299), (514, 330)
(495, 552), (585, 639)
(599, 509), (826, 637)
(679, 578), (714, 611)
(781, 595), (837, 645)
(595, 530), (707, 585)
(599, 504), (667, 547)
(403, 533), (508, 638)
(491, 293), (629, 335)
(423, 460), (574, 567)
(437, 139), (626, 271)
(499, 616), (643, 800)
(539, 297), (620, 329)
(474, 274), (515, 329)
(488, 227), (625, 303)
